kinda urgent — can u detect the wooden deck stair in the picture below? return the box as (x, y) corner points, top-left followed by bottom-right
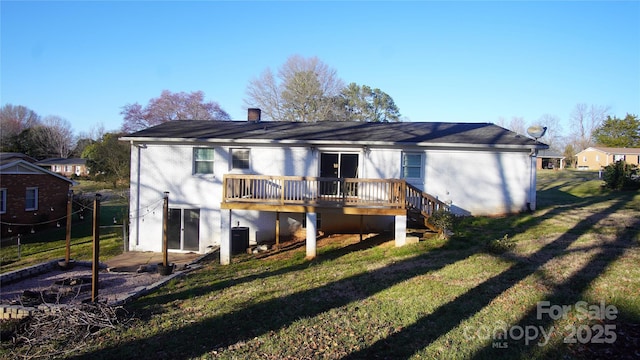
(404, 183), (448, 233)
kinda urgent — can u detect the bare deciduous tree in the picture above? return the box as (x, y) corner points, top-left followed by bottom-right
(245, 68), (284, 122)
(245, 55), (344, 122)
(496, 116), (527, 135)
(33, 116), (76, 158)
(537, 114), (564, 151)
(0, 104), (41, 151)
(508, 116), (527, 135)
(569, 103), (610, 151)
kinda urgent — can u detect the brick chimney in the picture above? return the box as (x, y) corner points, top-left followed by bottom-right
(248, 108), (261, 122)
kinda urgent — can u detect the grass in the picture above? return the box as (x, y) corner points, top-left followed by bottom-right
(0, 202), (126, 273)
(2, 170), (639, 359)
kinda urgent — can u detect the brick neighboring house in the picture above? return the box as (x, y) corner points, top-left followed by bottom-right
(1, 156), (74, 238)
(36, 158), (89, 177)
(575, 147), (640, 170)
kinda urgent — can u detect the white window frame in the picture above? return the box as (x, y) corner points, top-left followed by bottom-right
(401, 152), (423, 179)
(0, 188), (6, 214)
(231, 148), (250, 170)
(25, 187), (38, 211)
(193, 148), (215, 175)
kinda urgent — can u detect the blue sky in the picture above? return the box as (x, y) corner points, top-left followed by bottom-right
(2, 1), (639, 137)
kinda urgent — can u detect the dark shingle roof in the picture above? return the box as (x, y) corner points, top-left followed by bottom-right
(35, 158), (86, 166)
(121, 120), (546, 148)
(0, 152), (37, 165)
(538, 149), (565, 158)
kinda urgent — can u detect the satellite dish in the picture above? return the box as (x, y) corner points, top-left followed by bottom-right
(527, 125), (547, 139)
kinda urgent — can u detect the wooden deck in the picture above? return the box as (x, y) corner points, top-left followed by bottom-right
(221, 175), (447, 225)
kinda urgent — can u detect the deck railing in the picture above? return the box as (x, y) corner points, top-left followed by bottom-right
(405, 182), (447, 216)
(223, 174), (406, 208)
(222, 174), (448, 214)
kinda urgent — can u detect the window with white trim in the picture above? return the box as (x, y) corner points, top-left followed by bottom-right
(25, 187), (38, 211)
(0, 188), (6, 214)
(402, 153), (422, 179)
(193, 148), (215, 174)
(232, 149), (250, 169)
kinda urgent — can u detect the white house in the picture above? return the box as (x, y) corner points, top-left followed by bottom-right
(121, 109), (547, 264)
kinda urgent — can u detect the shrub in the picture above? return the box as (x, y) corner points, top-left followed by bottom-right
(428, 209), (456, 233)
(602, 161), (640, 190)
(485, 234), (516, 254)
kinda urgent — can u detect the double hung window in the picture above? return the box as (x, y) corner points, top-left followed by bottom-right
(402, 153), (422, 179)
(194, 148), (215, 174)
(232, 149), (250, 170)
(25, 187), (38, 211)
(0, 189), (6, 214)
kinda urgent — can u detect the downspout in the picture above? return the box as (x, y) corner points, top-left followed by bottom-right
(134, 141), (142, 247)
(528, 148), (538, 212)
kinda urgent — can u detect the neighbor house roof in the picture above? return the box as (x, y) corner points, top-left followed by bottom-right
(578, 147), (640, 155)
(0, 152), (37, 165)
(35, 158), (86, 166)
(0, 159), (76, 184)
(538, 149), (565, 159)
(120, 121), (547, 149)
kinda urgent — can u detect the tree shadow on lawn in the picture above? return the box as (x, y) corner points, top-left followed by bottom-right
(341, 193), (638, 360)
(127, 232), (399, 309)
(69, 234), (480, 359)
(471, 215), (640, 360)
(70, 190), (634, 360)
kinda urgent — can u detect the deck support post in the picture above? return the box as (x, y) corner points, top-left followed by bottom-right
(306, 212), (317, 259)
(360, 215), (364, 242)
(394, 214), (407, 247)
(220, 210), (231, 265)
(275, 212), (280, 249)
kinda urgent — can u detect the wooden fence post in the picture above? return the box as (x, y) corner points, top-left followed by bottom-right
(91, 193), (102, 302)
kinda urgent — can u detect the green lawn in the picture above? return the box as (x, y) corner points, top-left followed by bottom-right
(0, 202), (126, 273)
(2, 170), (639, 359)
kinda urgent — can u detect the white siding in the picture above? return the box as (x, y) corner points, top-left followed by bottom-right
(130, 144), (317, 253)
(129, 141), (535, 253)
(422, 149), (532, 215)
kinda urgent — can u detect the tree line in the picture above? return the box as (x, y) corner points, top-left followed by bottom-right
(496, 104), (638, 168)
(120, 55), (402, 133)
(2, 54), (638, 182)
(0, 104), (129, 186)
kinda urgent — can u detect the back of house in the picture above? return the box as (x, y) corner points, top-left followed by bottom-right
(120, 111), (547, 255)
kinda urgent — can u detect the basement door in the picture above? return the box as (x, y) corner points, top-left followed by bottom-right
(167, 208), (200, 251)
(319, 153), (358, 195)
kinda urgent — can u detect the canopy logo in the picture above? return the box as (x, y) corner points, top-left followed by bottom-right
(463, 300), (618, 348)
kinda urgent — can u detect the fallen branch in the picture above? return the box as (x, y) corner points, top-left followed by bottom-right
(5, 302), (132, 359)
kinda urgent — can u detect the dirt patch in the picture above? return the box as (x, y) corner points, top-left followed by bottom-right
(0, 265), (166, 306)
(258, 232), (396, 261)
